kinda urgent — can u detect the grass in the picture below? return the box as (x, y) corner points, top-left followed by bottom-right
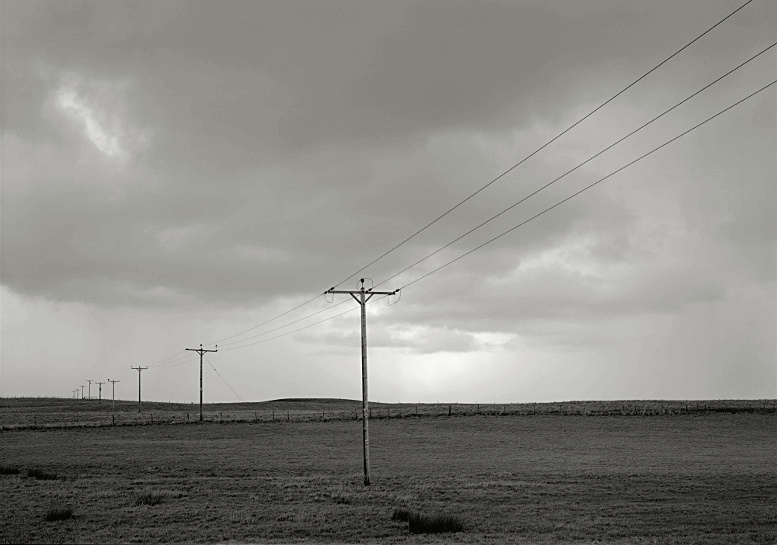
(26, 468), (58, 481)
(44, 507), (72, 522)
(0, 411), (775, 543)
(391, 507), (464, 533)
(407, 512), (464, 534)
(135, 491), (165, 506)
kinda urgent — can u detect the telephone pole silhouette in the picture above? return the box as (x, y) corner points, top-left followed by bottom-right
(131, 367), (147, 413)
(87, 379), (93, 400)
(96, 381), (105, 404)
(325, 279), (398, 486)
(185, 344), (218, 422)
(108, 379), (120, 411)
(80, 385), (85, 400)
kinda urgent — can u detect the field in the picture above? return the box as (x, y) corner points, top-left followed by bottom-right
(1, 399), (775, 544)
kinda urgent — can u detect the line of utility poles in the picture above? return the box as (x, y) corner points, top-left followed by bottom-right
(325, 279), (398, 486)
(186, 344), (218, 422)
(131, 366), (147, 413)
(108, 379), (120, 411)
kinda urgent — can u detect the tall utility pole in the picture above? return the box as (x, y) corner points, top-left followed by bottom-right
(96, 381), (105, 404)
(185, 344), (218, 422)
(87, 379), (93, 399)
(108, 379), (120, 411)
(80, 385), (85, 400)
(325, 279), (398, 486)
(131, 367), (147, 413)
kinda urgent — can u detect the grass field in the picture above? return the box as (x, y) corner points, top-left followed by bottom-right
(1, 402), (775, 544)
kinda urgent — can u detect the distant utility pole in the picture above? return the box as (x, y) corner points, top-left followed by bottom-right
(87, 379), (93, 400)
(185, 344), (218, 422)
(96, 381), (105, 404)
(131, 367), (148, 413)
(325, 279), (398, 486)
(80, 385), (85, 400)
(108, 379), (120, 411)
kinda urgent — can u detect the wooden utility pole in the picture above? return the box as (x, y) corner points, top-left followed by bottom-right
(96, 381), (105, 404)
(185, 344), (218, 422)
(108, 379), (120, 411)
(80, 385), (85, 400)
(131, 367), (147, 412)
(325, 279), (398, 486)
(87, 379), (93, 400)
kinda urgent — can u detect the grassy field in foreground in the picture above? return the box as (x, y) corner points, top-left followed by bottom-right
(1, 413), (775, 544)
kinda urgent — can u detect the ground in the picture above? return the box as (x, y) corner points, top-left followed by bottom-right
(1, 403), (775, 544)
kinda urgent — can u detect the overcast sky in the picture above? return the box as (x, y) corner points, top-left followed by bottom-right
(2, 0), (775, 404)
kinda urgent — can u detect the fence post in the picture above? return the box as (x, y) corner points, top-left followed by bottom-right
(112, 415), (115, 426)
(287, 411), (290, 422)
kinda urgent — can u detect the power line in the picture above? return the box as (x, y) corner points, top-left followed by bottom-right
(209, 41), (774, 352)
(153, 0), (756, 359)
(206, 293), (323, 346)
(218, 79), (775, 352)
(218, 299), (350, 347)
(221, 303), (362, 351)
(330, 0), (757, 289)
(204, 354), (243, 402)
(373, 42), (776, 290)
(396, 79), (777, 292)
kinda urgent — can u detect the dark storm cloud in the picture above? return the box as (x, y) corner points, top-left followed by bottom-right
(1, 0), (774, 319)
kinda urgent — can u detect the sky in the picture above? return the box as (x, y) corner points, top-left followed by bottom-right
(1, 0), (775, 404)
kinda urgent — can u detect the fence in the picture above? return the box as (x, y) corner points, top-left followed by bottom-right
(1, 399), (774, 431)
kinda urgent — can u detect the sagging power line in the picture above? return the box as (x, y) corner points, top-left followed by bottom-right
(167, 0), (757, 356)
(223, 79), (776, 353)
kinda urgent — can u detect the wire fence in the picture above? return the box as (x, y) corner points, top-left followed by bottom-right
(1, 399), (774, 431)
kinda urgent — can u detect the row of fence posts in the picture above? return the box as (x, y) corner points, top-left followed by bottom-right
(6, 400), (777, 430)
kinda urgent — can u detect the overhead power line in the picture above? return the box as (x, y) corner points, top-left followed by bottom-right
(204, 354), (243, 402)
(330, 0), (757, 290)
(207, 41), (775, 352)
(220, 79), (775, 351)
(165, 0), (755, 357)
(396, 79), (777, 292)
(373, 42), (776, 290)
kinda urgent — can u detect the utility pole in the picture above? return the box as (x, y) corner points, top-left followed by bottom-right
(80, 385), (85, 400)
(96, 381), (105, 404)
(87, 379), (93, 400)
(185, 344), (218, 422)
(325, 279), (398, 486)
(108, 379), (120, 411)
(131, 367), (147, 413)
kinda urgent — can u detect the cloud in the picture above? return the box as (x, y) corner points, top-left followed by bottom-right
(1, 0), (775, 400)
